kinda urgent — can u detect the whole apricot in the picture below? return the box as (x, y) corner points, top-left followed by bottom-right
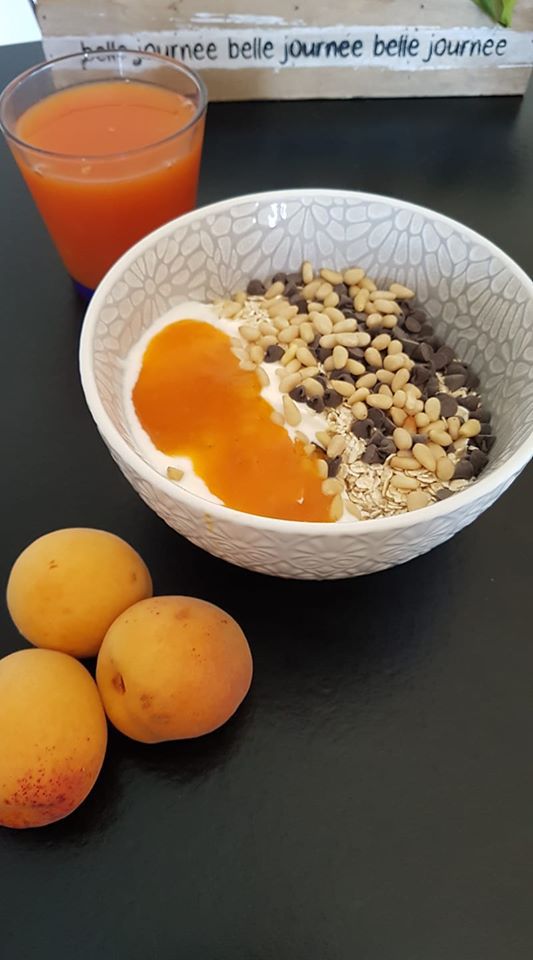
(7, 528), (152, 657)
(96, 596), (252, 742)
(0, 649), (107, 828)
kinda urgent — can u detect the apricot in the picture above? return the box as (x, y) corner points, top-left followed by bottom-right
(96, 596), (252, 742)
(0, 649), (107, 828)
(7, 528), (152, 658)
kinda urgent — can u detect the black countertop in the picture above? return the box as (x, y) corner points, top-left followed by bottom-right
(1, 43), (532, 960)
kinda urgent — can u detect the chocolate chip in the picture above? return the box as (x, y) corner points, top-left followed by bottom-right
(348, 347), (365, 361)
(435, 392), (458, 417)
(460, 394), (480, 412)
(410, 309), (428, 324)
(381, 416), (394, 435)
(329, 371), (354, 384)
(477, 434), (495, 453)
(405, 316), (422, 334)
(436, 488), (453, 501)
(413, 342), (434, 364)
(410, 434), (427, 444)
(287, 270), (303, 285)
(264, 344), (284, 363)
(426, 376), (439, 396)
(362, 444), (381, 465)
(351, 418), (373, 440)
(307, 396), (325, 414)
(246, 278), (265, 296)
(411, 363), (431, 387)
(465, 368), (480, 390)
(334, 283), (348, 296)
(419, 322), (435, 339)
(370, 429), (385, 447)
(323, 388), (343, 408)
(289, 295), (307, 313)
(283, 281), (298, 299)
(454, 460), (474, 480)
(272, 271), (288, 284)
(289, 386), (306, 403)
(469, 448), (488, 475)
(316, 347), (333, 363)
(433, 345), (455, 371)
(447, 361), (466, 375)
(367, 408), (386, 429)
(378, 438), (396, 458)
(327, 456), (342, 478)
(477, 407), (491, 423)
(314, 374), (328, 389)
(353, 312), (368, 324)
(339, 294), (353, 308)
(444, 373), (466, 390)
(400, 338), (419, 357)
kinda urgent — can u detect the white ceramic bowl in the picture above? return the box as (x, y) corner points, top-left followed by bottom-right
(80, 189), (533, 579)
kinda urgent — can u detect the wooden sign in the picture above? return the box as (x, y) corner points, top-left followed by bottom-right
(36, 0), (533, 98)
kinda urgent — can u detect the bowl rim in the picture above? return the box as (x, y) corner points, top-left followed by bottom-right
(80, 187), (533, 535)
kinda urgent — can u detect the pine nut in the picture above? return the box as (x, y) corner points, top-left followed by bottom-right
(299, 322), (315, 344)
(349, 388), (370, 404)
(302, 261), (314, 284)
(406, 490), (431, 511)
(303, 365), (319, 378)
(279, 373), (301, 394)
(283, 395), (302, 427)
(348, 284), (361, 297)
(428, 443), (446, 461)
(390, 406), (407, 427)
(393, 390), (406, 408)
(346, 359), (366, 376)
(316, 430), (332, 449)
(280, 344), (297, 366)
(387, 340), (403, 356)
(459, 418), (482, 438)
(239, 323), (260, 342)
(364, 346), (383, 368)
(323, 356), (336, 372)
(369, 290), (396, 301)
(333, 345), (349, 368)
(383, 354), (409, 372)
(303, 377), (324, 398)
(429, 428), (453, 446)
(405, 383), (421, 398)
(454, 437), (468, 453)
(315, 281), (333, 300)
(250, 345), (264, 364)
(415, 412), (430, 428)
(378, 384), (393, 398)
(308, 302), (324, 312)
(447, 416), (461, 441)
(324, 307), (345, 325)
(389, 283), (415, 299)
(393, 428), (412, 451)
(360, 277), (377, 292)
(366, 394), (393, 410)
(405, 397), (424, 414)
(320, 268), (343, 285)
(317, 458), (328, 479)
(265, 281), (285, 299)
(366, 314), (384, 330)
(322, 477), (344, 496)
(371, 333), (391, 351)
(303, 443), (315, 457)
(319, 333), (338, 348)
(327, 435), (346, 459)
(256, 366), (269, 388)
(345, 499), (362, 519)
(330, 494), (344, 522)
(356, 332), (371, 347)
(271, 411), (284, 426)
(381, 315), (398, 329)
(436, 457), (455, 481)
(352, 401), (368, 420)
(268, 300), (296, 318)
(374, 299), (401, 315)
(344, 267), (365, 285)
(413, 443), (436, 472)
(333, 318), (357, 333)
(285, 359), (302, 375)
(425, 397), (441, 421)
(354, 289), (370, 311)
(323, 291), (340, 308)
(259, 321), (278, 336)
(296, 346), (317, 367)
(278, 325), (300, 344)
(302, 279), (321, 299)
(391, 475), (419, 491)
(221, 301), (242, 318)
(391, 456), (420, 471)
(311, 312), (333, 335)
(336, 333), (361, 348)
(356, 373), (377, 389)
(240, 360), (257, 371)
(391, 368), (410, 392)
(273, 316), (289, 331)
(330, 379), (355, 398)
(167, 466), (184, 482)
(376, 370), (394, 384)
(234, 290), (247, 305)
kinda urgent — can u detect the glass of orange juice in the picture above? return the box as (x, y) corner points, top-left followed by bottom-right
(0, 50), (207, 297)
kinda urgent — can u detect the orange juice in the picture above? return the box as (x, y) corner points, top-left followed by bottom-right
(13, 80), (205, 291)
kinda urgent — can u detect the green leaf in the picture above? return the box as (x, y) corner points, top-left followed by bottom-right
(472, 0), (517, 25)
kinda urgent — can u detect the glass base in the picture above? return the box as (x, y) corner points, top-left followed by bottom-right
(73, 278), (95, 301)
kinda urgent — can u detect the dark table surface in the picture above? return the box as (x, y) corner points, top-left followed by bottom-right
(1, 42), (532, 960)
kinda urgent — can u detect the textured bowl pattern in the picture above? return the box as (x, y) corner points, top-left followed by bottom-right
(81, 190), (533, 578)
